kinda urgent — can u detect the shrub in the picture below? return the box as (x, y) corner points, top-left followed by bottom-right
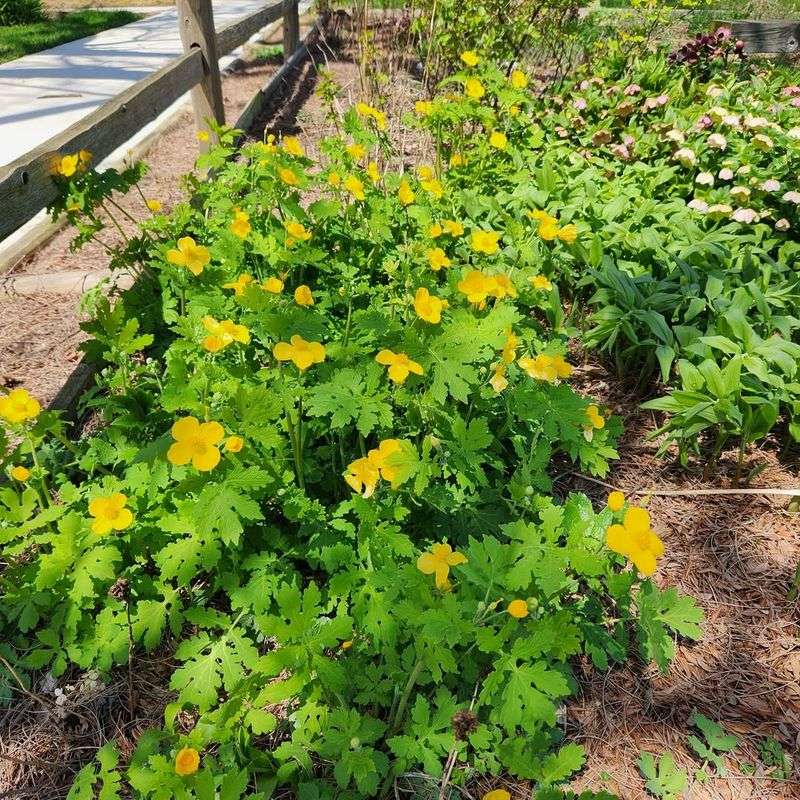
(0, 0), (44, 26)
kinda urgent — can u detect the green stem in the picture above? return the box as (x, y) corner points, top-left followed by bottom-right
(389, 656), (425, 734)
(25, 432), (50, 509)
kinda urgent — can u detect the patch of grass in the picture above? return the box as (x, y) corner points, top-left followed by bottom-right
(0, 9), (141, 63)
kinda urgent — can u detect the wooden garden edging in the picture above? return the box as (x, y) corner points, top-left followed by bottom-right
(0, 0), (302, 243)
(714, 19), (800, 54)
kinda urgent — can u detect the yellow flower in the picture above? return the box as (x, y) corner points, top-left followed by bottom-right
(557, 224), (578, 244)
(457, 270), (496, 305)
(429, 222), (443, 238)
(421, 178), (443, 198)
(417, 543), (467, 589)
(489, 363), (508, 393)
(517, 353), (572, 383)
(201, 316), (250, 352)
(509, 104), (521, 116)
(369, 439), (403, 484)
(0, 388), (41, 424)
(427, 247), (451, 271)
(449, 153), (465, 167)
(538, 221), (559, 241)
(483, 791), (511, 800)
(414, 287), (447, 324)
(167, 416), (225, 472)
(230, 208), (252, 239)
(530, 274), (552, 291)
(259, 134), (277, 154)
(470, 229), (501, 255)
(489, 274), (516, 299)
(510, 69), (528, 89)
(461, 50), (479, 66)
(196, 131), (210, 142)
(344, 452), (381, 498)
(464, 78), (485, 100)
(328, 171), (342, 187)
(367, 161), (381, 184)
(443, 219), (464, 237)
(278, 167), (300, 186)
(345, 175), (365, 201)
(282, 135), (304, 156)
(606, 507), (664, 576)
(501, 330), (519, 363)
(585, 404), (605, 430)
(284, 220), (312, 242)
(175, 747), (200, 777)
(346, 142), (366, 160)
(415, 100), (433, 116)
(146, 199), (162, 213)
(528, 209), (555, 224)
(263, 276), (284, 294)
(356, 102), (387, 130)
(507, 599), (529, 619)
(398, 180), (416, 206)
(225, 435), (244, 453)
(166, 236), (210, 276)
(489, 131), (508, 150)
(418, 165), (435, 181)
(340, 639), (353, 650)
(375, 350), (424, 384)
(88, 493), (134, 535)
(274, 335), (326, 372)
(294, 285), (314, 306)
(223, 273), (254, 296)
(10, 466), (31, 482)
(607, 491), (625, 512)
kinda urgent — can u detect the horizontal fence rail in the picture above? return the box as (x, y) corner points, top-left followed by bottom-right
(0, 0), (296, 242)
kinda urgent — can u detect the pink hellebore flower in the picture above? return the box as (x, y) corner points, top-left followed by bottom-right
(781, 86), (800, 97)
(611, 143), (631, 160)
(574, 97), (587, 111)
(695, 172), (715, 186)
(696, 115), (713, 130)
(718, 167), (734, 181)
(761, 179), (781, 192)
(592, 130), (613, 146)
(624, 83), (642, 96)
(688, 198), (709, 213)
(732, 208), (759, 224)
(776, 218), (791, 231)
(782, 191), (800, 204)
(708, 133), (727, 150)
(791, 98), (800, 108)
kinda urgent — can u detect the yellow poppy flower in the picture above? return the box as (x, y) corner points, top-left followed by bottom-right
(457, 270), (495, 305)
(366, 438), (402, 484)
(230, 208), (252, 239)
(340, 639), (353, 650)
(344, 175), (365, 201)
(507, 599), (529, 618)
(605, 506), (665, 576)
(201, 316), (250, 352)
(443, 219), (464, 237)
(284, 220), (312, 242)
(344, 456), (381, 498)
(263, 277), (284, 294)
(427, 247), (451, 271)
(167, 416), (225, 472)
(421, 178), (443, 198)
(273, 335), (326, 371)
(56, 154), (80, 177)
(501, 330), (519, 364)
(367, 161), (381, 184)
(356, 102), (387, 130)
(415, 100), (433, 116)
(282, 135), (304, 156)
(294, 285), (314, 307)
(607, 491), (625, 512)
(328, 171), (342, 187)
(225, 435), (244, 453)
(489, 274), (517, 299)
(464, 78), (485, 100)
(429, 222), (443, 238)
(146, 199), (162, 213)
(88, 493), (134, 535)
(414, 287), (447, 324)
(489, 363), (508, 393)
(166, 236), (210, 276)
(223, 273), (254, 296)
(196, 131), (210, 142)
(461, 50), (479, 66)
(489, 131), (508, 150)
(417, 543), (468, 589)
(10, 465), (30, 482)
(398, 180), (416, 206)
(449, 153), (465, 167)
(510, 69), (528, 89)
(517, 353), (572, 383)
(278, 167), (300, 186)
(470, 229), (501, 255)
(530, 275), (552, 291)
(585, 404), (605, 430)
(483, 790), (511, 800)
(557, 224), (578, 244)
(346, 142), (366, 160)
(175, 747), (200, 776)
(0, 388), (41, 424)
(538, 221), (559, 241)
(375, 350), (424, 384)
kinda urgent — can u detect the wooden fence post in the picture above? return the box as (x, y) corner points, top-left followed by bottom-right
(283, 0), (300, 62)
(176, 0), (225, 145)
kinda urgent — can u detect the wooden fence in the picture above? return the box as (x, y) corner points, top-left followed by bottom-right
(0, 0), (302, 243)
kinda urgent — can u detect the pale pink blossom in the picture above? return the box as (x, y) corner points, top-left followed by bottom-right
(574, 97), (587, 111)
(718, 167), (734, 181)
(761, 179), (781, 192)
(624, 83), (642, 96)
(708, 133), (727, 150)
(695, 172), (715, 186)
(776, 218), (791, 231)
(688, 198), (709, 213)
(782, 191), (800, 204)
(673, 148), (697, 167)
(732, 208), (759, 223)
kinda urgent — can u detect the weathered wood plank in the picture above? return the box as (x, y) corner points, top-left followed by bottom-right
(715, 19), (800, 54)
(177, 0), (225, 143)
(216, 0), (284, 56)
(282, 0), (300, 63)
(0, 49), (204, 242)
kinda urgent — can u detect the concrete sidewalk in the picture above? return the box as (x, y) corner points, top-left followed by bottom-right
(0, 0), (268, 167)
